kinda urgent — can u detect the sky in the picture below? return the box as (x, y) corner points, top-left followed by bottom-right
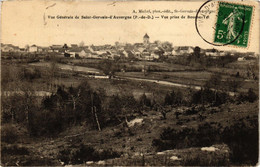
(1, 0), (259, 53)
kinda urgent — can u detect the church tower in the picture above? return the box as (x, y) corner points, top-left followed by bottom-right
(143, 33), (150, 46)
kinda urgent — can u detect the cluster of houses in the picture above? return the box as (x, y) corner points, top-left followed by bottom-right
(202, 48), (258, 60)
(0, 34), (193, 61)
(61, 34), (194, 60)
(1, 44), (23, 52)
(1, 34), (258, 61)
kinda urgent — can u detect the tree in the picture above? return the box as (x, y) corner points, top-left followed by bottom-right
(154, 40), (161, 46)
(40, 81), (94, 134)
(247, 88), (258, 102)
(204, 73), (223, 103)
(226, 78), (243, 92)
(25, 44), (29, 52)
(175, 90), (183, 105)
(115, 41), (119, 46)
(164, 93), (172, 105)
(139, 93), (151, 107)
(170, 90), (176, 103)
(205, 73), (222, 91)
(1, 65), (11, 90)
(100, 60), (118, 77)
(154, 48), (165, 57)
(75, 54), (80, 59)
(61, 44), (69, 54)
(164, 90), (183, 106)
(193, 46), (201, 58)
(49, 61), (58, 92)
(247, 62), (259, 80)
(75, 81), (95, 125)
(161, 42), (173, 52)
(105, 95), (124, 126)
(79, 41), (85, 47)
(63, 43), (68, 49)
(2, 82), (37, 135)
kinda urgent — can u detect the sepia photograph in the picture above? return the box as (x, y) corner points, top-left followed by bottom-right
(1, 0), (259, 166)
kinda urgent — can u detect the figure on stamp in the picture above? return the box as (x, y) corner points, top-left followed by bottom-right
(222, 7), (243, 42)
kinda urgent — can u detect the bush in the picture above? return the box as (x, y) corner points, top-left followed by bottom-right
(153, 117), (258, 165)
(58, 144), (121, 165)
(247, 88), (258, 102)
(71, 144), (97, 164)
(139, 93), (151, 107)
(222, 120), (258, 164)
(29, 109), (64, 137)
(181, 146), (230, 166)
(191, 88), (229, 106)
(1, 145), (29, 155)
(237, 88), (258, 103)
(1, 124), (18, 143)
(98, 148), (121, 160)
(152, 127), (197, 151)
(20, 67), (42, 81)
(164, 90), (183, 106)
(103, 94), (138, 127)
(31, 83), (98, 136)
(184, 107), (199, 115)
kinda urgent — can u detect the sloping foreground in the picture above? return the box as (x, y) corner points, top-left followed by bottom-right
(90, 144), (230, 166)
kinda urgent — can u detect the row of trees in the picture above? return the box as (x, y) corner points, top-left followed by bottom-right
(168, 54), (239, 68)
(205, 73), (243, 92)
(165, 46), (240, 68)
(163, 73), (258, 107)
(2, 80), (155, 137)
(1, 59), (62, 93)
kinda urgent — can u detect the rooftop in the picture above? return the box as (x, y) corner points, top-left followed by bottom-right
(143, 33), (149, 38)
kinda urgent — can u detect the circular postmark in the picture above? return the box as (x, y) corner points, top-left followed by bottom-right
(195, 0), (246, 46)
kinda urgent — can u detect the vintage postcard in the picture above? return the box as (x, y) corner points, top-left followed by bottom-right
(1, 0), (259, 166)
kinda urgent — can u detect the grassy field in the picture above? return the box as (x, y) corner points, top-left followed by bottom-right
(127, 61), (199, 71)
(116, 70), (258, 93)
(66, 58), (258, 93)
(15, 58), (258, 94)
(116, 71), (210, 86)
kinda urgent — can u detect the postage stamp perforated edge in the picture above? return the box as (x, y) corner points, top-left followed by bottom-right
(213, 1), (255, 49)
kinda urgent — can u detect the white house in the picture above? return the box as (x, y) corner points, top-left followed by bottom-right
(237, 57), (246, 61)
(171, 50), (177, 55)
(151, 53), (160, 60)
(174, 46), (193, 55)
(29, 45), (38, 52)
(205, 52), (218, 57)
(49, 45), (63, 53)
(68, 48), (83, 58)
(122, 50), (129, 58)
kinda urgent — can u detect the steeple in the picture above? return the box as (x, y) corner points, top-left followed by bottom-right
(143, 33), (150, 45)
(143, 33), (149, 39)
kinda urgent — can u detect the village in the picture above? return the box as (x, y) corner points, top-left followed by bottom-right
(1, 33), (258, 61)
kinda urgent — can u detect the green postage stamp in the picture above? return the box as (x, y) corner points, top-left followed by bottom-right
(214, 2), (253, 47)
